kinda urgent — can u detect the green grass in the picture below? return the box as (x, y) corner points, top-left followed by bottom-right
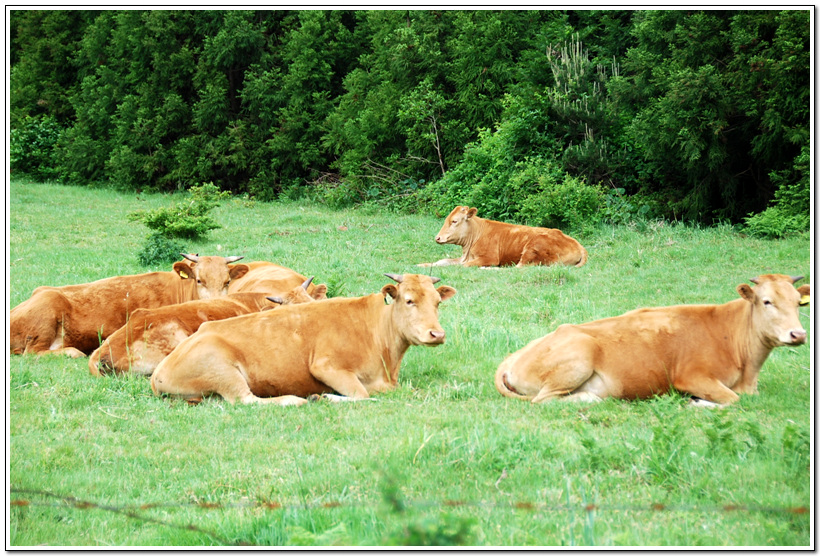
(8, 180), (812, 547)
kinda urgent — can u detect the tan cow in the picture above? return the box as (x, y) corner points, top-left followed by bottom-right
(228, 261), (327, 297)
(418, 206), (588, 268)
(10, 254), (249, 358)
(88, 277), (328, 376)
(495, 274), (811, 407)
(150, 274), (456, 406)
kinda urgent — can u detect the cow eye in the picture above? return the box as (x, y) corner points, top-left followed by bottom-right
(763, 299), (772, 306)
(406, 299), (414, 306)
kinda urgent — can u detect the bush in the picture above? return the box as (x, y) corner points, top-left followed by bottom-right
(10, 115), (63, 180)
(128, 182), (229, 239)
(136, 232), (186, 267)
(743, 144), (810, 239)
(519, 173), (604, 235)
(743, 207), (809, 240)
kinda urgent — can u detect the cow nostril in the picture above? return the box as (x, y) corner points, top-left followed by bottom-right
(430, 330), (445, 341)
(791, 330), (807, 343)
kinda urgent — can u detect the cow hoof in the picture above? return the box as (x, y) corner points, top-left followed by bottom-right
(307, 394), (322, 402)
(689, 398), (727, 409)
(280, 396), (309, 407)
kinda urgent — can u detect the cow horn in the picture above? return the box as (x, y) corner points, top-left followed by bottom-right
(429, 276), (441, 284)
(385, 273), (403, 283)
(301, 276), (314, 290)
(749, 276), (760, 285)
(791, 275), (804, 284)
(224, 256), (244, 263)
(266, 296), (284, 305)
(181, 253), (200, 263)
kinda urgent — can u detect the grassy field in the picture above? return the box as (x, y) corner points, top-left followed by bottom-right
(7, 180), (813, 547)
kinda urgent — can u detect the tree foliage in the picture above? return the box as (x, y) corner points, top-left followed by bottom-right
(9, 9), (810, 230)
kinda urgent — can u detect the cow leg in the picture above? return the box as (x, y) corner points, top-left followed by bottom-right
(45, 347), (86, 359)
(688, 398), (729, 409)
(418, 258), (462, 268)
(309, 364), (370, 399)
(152, 357), (308, 407)
(40, 347), (87, 358)
(672, 375), (740, 406)
(516, 242), (560, 267)
(320, 393), (378, 403)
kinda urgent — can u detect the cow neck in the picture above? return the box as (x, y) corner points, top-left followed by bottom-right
(173, 273), (197, 304)
(379, 297), (411, 383)
(462, 217), (486, 261)
(722, 298), (773, 379)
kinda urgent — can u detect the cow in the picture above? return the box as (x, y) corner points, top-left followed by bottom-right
(9, 254), (249, 358)
(150, 274), (456, 406)
(88, 277), (327, 377)
(495, 274), (811, 407)
(228, 261), (327, 298)
(417, 206), (588, 268)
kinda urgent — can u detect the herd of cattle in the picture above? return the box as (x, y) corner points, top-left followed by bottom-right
(10, 205), (811, 409)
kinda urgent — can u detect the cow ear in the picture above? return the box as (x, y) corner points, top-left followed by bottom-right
(229, 263), (249, 280)
(736, 283), (756, 302)
(798, 284), (811, 306)
(173, 261), (194, 279)
(436, 286), (457, 301)
(311, 284), (328, 300)
(381, 284), (399, 301)
(466, 207), (478, 219)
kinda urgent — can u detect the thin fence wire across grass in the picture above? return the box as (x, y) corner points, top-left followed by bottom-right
(9, 487), (810, 547)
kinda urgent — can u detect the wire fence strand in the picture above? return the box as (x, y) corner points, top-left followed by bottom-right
(9, 486), (810, 547)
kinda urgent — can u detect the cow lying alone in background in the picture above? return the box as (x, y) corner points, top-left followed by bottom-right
(10, 254), (249, 357)
(151, 274), (456, 406)
(495, 274), (810, 407)
(418, 206), (588, 268)
(88, 277), (327, 376)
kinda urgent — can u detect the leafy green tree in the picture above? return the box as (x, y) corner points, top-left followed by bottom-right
(9, 10), (96, 125)
(620, 10), (809, 222)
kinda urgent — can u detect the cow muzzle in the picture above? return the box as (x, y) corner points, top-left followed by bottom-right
(427, 329), (446, 344)
(788, 328), (807, 345)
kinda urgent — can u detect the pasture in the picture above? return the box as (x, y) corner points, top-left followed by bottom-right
(7, 180), (813, 547)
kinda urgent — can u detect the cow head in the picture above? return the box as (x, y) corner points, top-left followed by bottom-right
(737, 274), (810, 347)
(266, 276), (328, 306)
(173, 254), (250, 300)
(382, 273), (457, 346)
(435, 206), (478, 246)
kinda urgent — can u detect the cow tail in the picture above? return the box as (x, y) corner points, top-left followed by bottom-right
(494, 358), (531, 400)
(575, 245), (588, 267)
(88, 348), (103, 377)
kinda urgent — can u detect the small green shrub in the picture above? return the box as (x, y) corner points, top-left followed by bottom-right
(743, 145), (810, 239)
(10, 115), (63, 180)
(743, 207), (810, 239)
(136, 232), (186, 267)
(519, 173), (604, 235)
(385, 514), (477, 546)
(128, 182), (229, 239)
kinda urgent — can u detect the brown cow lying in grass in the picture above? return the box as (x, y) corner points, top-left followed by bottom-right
(89, 277), (327, 376)
(10, 254), (248, 357)
(495, 274), (810, 407)
(228, 261), (328, 297)
(150, 274), (456, 406)
(418, 206), (588, 268)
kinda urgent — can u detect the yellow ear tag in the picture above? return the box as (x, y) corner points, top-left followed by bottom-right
(179, 271), (189, 279)
(800, 295), (810, 306)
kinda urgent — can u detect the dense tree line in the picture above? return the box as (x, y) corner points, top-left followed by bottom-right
(9, 9), (810, 233)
